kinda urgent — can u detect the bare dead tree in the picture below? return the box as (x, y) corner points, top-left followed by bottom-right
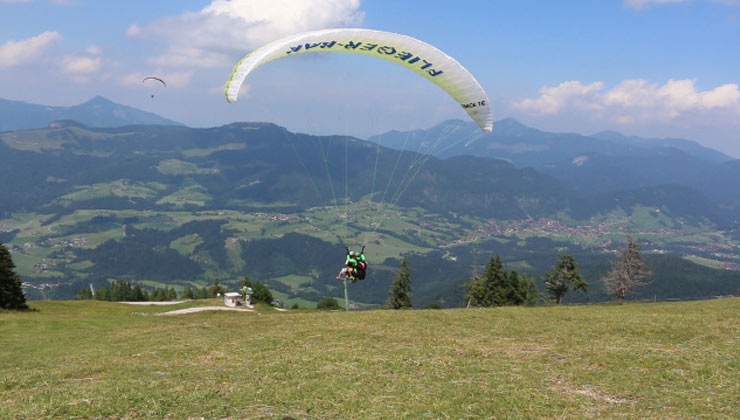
(602, 235), (652, 302)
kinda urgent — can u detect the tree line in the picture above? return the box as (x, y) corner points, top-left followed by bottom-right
(71, 276), (277, 306)
(381, 236), (651, 309)
(0, 236), (657, 312)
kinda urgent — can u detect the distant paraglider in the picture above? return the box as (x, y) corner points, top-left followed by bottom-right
(142, 76), (166, 98)
(224, 28), (493, 132)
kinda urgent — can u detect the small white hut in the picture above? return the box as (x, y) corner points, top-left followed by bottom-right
(223, 292), (241, 307)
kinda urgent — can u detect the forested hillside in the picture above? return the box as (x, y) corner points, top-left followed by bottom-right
(1, 120), (738, 307)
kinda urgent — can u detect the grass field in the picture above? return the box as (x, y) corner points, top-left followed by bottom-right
(2, 298), (739, 419)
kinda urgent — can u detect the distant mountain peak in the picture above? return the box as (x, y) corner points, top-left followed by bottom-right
(422, 118), (541, 139)
(496, 117), (527, 128)
(370, 117), (733, 165)
(0, 95), (183, 131)
(82, 96), (116, 105)
(489, 118), (545, 137)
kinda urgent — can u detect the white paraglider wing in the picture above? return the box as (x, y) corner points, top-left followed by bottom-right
(224, 28), (493, 132)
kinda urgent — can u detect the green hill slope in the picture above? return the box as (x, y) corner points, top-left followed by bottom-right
(1, 121), (738, 306)
(2, 298), (739, 419)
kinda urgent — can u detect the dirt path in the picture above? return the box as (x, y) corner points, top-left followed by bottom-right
(121, 301), (255, 315)
(121, 300), (189, 306)
(155, 306), (256, 316)
(120, 301), (288, 315)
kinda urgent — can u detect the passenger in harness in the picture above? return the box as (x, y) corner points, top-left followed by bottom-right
(337, 246), (367, 280)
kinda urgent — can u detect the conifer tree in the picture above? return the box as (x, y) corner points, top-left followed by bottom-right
(181, 287), (195, 299)
(75, 287), (94, 300)
(132, 283), (147, 301)
(208, 278), (227, 297)
(544, 254), (587, 304)
(387, 258), (412, 309)
(251, 282), (274, 304)
(465, 256), (538, 307)
(0, 242), (29, 310)
(466, 256), (506, 307)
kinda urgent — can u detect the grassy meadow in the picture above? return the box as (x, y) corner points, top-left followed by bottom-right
(1, 298), (739, 419)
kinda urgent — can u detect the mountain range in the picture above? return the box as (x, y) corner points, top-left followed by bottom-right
(0, 96), (180, 131)
(1, 96), (738, 306)
(368, 119), (740, 213)
(368, 118), (734, 165)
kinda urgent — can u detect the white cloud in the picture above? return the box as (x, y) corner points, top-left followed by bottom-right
(515, 81), (605, 114)
(126, 0), (364, 69)
(514, 78), (740, 126)
(203, 0), (364, 41)
(0, 31), (62, 68)
(60, 55), (101, 74)
(84, 45), (102, 56)
(56, 45), (104, 83)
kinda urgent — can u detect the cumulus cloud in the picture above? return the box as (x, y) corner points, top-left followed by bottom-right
(515, 81), (605, 114)
(203, 0), (364, 41)
(126, 0), (364, 69)
(61, 55), (102, 75)
(0, 31), (62, 68)
(60, 55), (101, 74)
(514, 78), (740, 126)
(57, 45), (104, 83)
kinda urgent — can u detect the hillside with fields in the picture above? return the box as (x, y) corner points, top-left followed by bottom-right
(1, 118), (739, 307)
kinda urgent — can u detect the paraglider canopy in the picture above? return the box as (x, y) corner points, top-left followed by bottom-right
(142, 76), (166, 98)
(142, 76), (166, 86)
(224, 28), (493, 132)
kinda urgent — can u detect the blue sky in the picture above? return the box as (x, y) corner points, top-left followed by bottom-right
(2, 0), (740, 157)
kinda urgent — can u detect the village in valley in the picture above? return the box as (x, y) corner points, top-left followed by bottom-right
(5, 204), (739, 294)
